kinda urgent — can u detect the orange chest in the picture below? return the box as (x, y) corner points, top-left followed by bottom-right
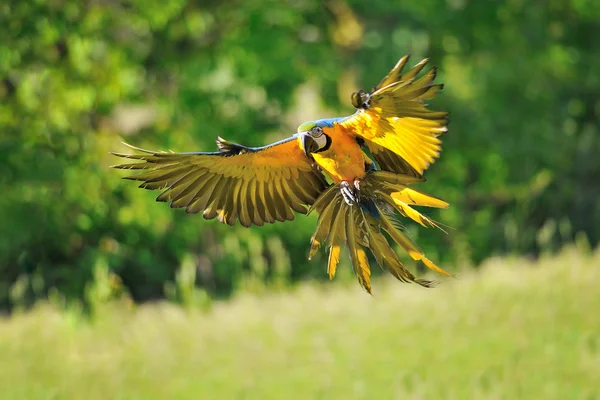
(312, 126), (366, 183)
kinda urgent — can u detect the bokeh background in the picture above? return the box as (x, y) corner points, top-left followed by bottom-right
(1, 0), (600, 398)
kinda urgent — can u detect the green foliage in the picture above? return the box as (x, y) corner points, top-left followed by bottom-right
(1, 248), (599, 398)
(1, 0), (599, 308)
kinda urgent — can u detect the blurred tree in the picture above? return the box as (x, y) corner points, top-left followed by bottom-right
(1, 0), (598, 310)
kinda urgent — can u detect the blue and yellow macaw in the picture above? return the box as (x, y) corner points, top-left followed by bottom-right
(112, 55), (452, 293)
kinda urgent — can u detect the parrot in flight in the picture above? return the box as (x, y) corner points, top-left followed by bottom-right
(111, 55), (452, 293)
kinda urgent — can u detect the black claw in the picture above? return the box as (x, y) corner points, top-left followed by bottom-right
(342, 193), (354, 206)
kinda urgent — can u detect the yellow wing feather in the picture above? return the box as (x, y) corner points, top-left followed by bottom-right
(340, 55), (448, 177)
(111, 138), (329, 227)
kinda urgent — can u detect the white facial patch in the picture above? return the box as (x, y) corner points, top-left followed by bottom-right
(313, 133), (328, 150)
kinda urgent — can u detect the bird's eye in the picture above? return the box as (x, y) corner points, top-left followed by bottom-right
(311, 127), (323, 137)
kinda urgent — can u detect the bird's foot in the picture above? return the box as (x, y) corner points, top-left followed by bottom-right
(340, 179), (361, 206)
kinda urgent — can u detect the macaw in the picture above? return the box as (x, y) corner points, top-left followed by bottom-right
(111, 55), (452, 293)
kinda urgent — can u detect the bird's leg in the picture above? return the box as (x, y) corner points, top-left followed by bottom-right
(340, 179), (362, 206)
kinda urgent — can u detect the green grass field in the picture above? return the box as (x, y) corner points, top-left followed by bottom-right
(1, 246), (599, 399)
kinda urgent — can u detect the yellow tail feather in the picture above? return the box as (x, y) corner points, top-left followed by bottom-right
(327, 244), (341, 280)
(325, 201), (348, 279)
(346, 206), (372, 294)
(383, 192), (443, 229)
(390, 188), (449, 209)
(360, 210), (420, 284)
(309, 195), (341, 259)
(308, 171), (452, 292)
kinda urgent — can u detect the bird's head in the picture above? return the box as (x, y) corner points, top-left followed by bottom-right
(297, 120), (332, 159)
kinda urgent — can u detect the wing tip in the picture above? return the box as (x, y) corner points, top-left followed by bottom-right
(117, 141), (159, 154)
(398, 53), (411, 65)
(415, 279), (439, 288)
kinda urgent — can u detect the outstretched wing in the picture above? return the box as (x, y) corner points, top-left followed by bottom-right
(111, 136), (329, 227)
(341, 55), (449, 177)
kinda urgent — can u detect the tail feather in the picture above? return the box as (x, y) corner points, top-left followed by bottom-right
(376, 206), (426, 260)
(307, 185), (338, 216)
(346, 206), (372, 294)
(389, 187), (449, 209)
(378, 191), (443, 230)
(326, 201), (348, 279)
(327, 244), (341, 280)
(309, 193), (341, 259)
(376, 203), (452, 277)
(368, 170), (425, 185)
(361, 210), (418, 284)
(308, 170), (452, 292)
(362, 172), (448, 229)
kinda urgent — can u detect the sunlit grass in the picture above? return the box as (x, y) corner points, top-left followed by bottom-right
(1, 246), (599, 399)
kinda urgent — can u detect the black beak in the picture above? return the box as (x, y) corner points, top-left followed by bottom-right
(299, 131), (318, 159)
